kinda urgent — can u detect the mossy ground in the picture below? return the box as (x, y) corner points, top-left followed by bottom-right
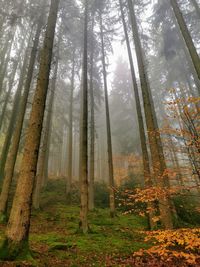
(0, 180), (149, 266)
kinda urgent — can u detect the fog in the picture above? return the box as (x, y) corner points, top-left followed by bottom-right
(0, 0), (199, 264)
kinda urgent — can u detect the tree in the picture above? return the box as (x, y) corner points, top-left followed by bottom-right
(0, 16), (44, 221)
(170, 0), (200, 88)
(0, 0), (60, 259)
(79, 0), (89, 234)
(127, 0), (173, 229)
(66, 49), (75, 203)
(0, 37), (31, 180)
(33, 55), (59, 209)
(99, 8), (115, 218)
(88, 15), (95, 211)
(119, 0), (155, 228)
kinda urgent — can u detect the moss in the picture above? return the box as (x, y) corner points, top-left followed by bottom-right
(48, 242), (75, 251)
(0, 213), (7, 224)
(0, 238), (33, 261)
(30, 232), (63, 245)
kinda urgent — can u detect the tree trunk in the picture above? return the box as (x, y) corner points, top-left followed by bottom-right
(79, 0), (89, 234)
(127, 0), (173, 229)
(100, 12), (115, 218)
(33, 57), (58, 210)
(0, 30), (15, 97)
(119, 0), (155, 229)
(0, 0), (59, 259)
(66, 50), (75, 203)
(0, 60), (18, 132)
(0, 43), (30, 180)
(170, 0), (200, 85)
(0, 19), (44, 222)
(88, 17), (95, 211)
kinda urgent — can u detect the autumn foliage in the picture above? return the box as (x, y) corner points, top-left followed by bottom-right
(134, 228), (200, 265)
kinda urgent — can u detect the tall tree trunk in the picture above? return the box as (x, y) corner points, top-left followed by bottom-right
(0, 30), (15, 97)
(0, 43), (30, 180)
(33, 57), (58, 209)
(119, 0), (155, 229)
(127, 0), (173, 229)
(0, 19), (43, 222)
(79, 0), (89, 234)
(41, 114), (53, 188)
(88, 17), (95, 211)
(100, 12), (115, 218)
(0, 0), (59, 259)
(170, 0), (200, 86)
(0, 60), (18, 132)
(66, 50), (75, 203)
(0, 28), (32, 131)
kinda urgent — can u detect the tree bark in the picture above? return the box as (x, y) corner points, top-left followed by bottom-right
(0, 0), (59, 259)
(88, 17), (95, 211)
(100, 12), (115, 218)
(79, 0), (89, 234)
(33, 56), (58, 209)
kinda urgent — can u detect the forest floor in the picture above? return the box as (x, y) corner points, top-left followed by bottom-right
(0, 179), (199, 267)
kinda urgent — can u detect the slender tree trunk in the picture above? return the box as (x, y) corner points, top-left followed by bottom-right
(0, 28), (32, 131)
(0, 19), (44, 222)
(0, 44), (30, 180)
(119, 0), (155, 229)
(0, 0), (59, 259)
(0, 60), (18, 132)
(100, 12), (115, 218)
(41, 119), (52, 188)
(170, 0), (200, 86)
(79, 0), (89, 234)
(88, 17), (95, 211)
(33, 56), (58, 209)
(0, 31), (15, 97)
(127, 0), (173, 229)
(66, 50), (75, 203)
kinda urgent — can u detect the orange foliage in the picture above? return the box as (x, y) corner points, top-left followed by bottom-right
(134, 228), (200, 265)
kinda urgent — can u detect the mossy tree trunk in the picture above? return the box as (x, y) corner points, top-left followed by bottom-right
(99, 12), (115, 218)
(0, 0), (59, 260)
(127, 0), (173, 229)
